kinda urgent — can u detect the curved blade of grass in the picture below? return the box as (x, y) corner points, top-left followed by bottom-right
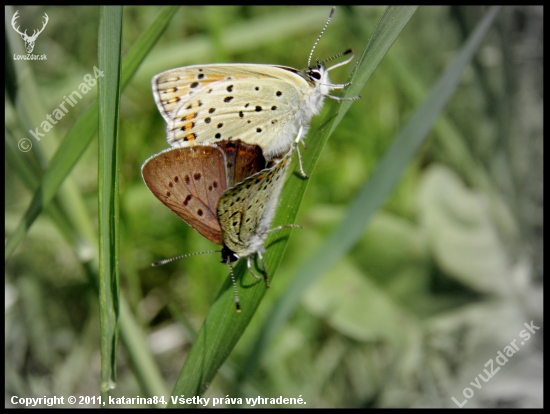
(5, 5), (97, 256)
(4, 141), (71, 245)
(5, 6), (180, 261)
(5, 130), (75, 243)
(97, 6), (123, 394)
(168, 6), (418, 405)
(242, 5), (502, 381)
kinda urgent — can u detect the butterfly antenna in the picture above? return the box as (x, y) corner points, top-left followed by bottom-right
(225, 257), (242, 312)
(322, 49), (354, 71)
(308, 6), (336, 67)
(152, 250), (219, 266)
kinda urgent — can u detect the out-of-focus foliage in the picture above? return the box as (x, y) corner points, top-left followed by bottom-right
(5, 6), (542, 408)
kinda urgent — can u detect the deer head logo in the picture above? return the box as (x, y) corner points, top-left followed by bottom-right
(11, 10), (49, 54)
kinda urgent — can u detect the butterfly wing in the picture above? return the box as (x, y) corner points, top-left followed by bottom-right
(141, 145), (226, 244)
(142, 142), (266, 245)
(215, 140), (267, 184)
(217, 150), (292, 257)
(152, 64), (313, 158)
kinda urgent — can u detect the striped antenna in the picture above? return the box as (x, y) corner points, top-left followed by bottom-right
(308, 7), (336, 67)
(224, 257), (241, 312)
(152, 250), (219, 267)
(320, 48), (353, 66)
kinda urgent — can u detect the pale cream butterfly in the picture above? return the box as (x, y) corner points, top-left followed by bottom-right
(151, 7), (357, 177)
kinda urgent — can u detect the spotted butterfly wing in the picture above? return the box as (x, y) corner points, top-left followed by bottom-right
(152, 64), (321, 159)
(217, 149), (292, 260)
(141, 140), (266, 244)
(151, 8), (356, 162)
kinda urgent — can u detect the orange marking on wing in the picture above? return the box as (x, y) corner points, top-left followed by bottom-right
(181, 122), (195, 131)
(202, 74), (233, 83)
(184, 113), (197, 121)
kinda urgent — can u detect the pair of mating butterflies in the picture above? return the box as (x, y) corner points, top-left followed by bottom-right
(141, 7), (355, 310)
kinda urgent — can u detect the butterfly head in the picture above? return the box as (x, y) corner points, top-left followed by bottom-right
(305, 7), (354, 97)
(306, 58), (339, 99)
(221, 245), (239, 264)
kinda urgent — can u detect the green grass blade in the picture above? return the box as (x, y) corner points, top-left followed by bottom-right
(97, 6), (123, 394)
(117, 299), (168, 405)
(5, 131), (76, 243)
(5, 4), (99, 259)
(4, 107), (98, 260)
(335, 6), (419, 125)
(243, 5), (502, 380)
(168, 6), (417, 404)
(5, 6), (178, 401)
(5, 6), (180, 261)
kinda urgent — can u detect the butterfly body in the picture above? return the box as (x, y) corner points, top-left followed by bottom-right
(217, 151), (291, 260)
(152, 63), (334, 159)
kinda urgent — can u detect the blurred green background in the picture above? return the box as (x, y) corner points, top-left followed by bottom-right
(5, 6), (542, 408)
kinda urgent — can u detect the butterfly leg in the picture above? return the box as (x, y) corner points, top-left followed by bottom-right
(325, 52), (355, 72)
(257, 252), (270, 288)
(325, 81), (352, 89)
(295, 146), (309, 179)
(294, 125), (305, 146)
(293, 126), (309, 179)
(247, 255), (270, 288)
(267, 223), (303, 234)
(325, 94), (361, 102)
(247, 255), (262, 280)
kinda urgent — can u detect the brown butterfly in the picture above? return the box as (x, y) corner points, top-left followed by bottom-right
(142, 140), (296, 311)
(141, 140), (266, 245)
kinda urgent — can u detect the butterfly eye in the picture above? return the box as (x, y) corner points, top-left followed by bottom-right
(309, 70), (322, 81)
